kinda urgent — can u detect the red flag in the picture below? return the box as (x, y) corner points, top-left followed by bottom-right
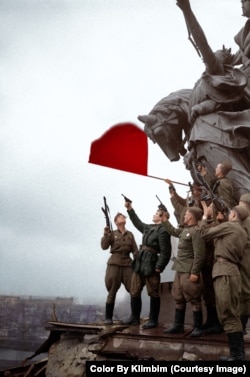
(88, 123), (148, 176)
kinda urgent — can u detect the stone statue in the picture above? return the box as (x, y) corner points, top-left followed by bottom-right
(138, 0), (250, 200)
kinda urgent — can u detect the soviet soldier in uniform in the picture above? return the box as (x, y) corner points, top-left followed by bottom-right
(164, 179), (222, 333)
(101, 212), (138, 325)
(124, 200), (172, 329)
(164, 179), (203, 225)
(200, 204), (248, 360)
(238, 193), (250, 334)
(199, 160), (238, 210)
(162, 207), (206, 337)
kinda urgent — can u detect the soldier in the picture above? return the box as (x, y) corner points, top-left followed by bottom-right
(199, 160), (238, 210)
(238, 193), (250, 334)
(124, 200), (172, 329)
(164, 178), (222, 333)
(101, 212), (138, 325)
(199, 201), (225, 335)
(164, 179), (203, 225)
(162, 207), (206, 337)
(200, 203), (248, 360)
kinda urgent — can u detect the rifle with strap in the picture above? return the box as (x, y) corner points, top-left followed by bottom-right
(193, 162), (229, 215)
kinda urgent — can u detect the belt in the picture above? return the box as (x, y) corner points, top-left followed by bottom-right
(140, 245), (158, 253)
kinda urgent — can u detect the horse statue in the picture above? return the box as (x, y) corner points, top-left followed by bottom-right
(138, 0), (250, 201)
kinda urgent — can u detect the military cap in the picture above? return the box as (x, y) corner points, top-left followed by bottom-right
(240, 193), (250, 204)
(233, 205), (249, 221)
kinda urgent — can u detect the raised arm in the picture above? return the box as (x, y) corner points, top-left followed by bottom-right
(176, 0), (223, 75)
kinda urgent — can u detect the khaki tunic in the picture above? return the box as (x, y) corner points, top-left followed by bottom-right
(200, 220), (247, 333)
(101, 229), (138, 266)
(203, 174), (237, 210)
(170, 193), (202, 226)
(200, 221), (247, 273)
(170, 193), (187, 225)
(240, 216), (250, 315)
(101, 229), (138, 304)
(162, 221), (206, 275)
(162, 221), (206, 310)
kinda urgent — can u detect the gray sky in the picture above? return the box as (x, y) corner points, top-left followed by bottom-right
(0, 0), (244, 304)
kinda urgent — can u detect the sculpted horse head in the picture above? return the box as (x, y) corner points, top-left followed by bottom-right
(138, 86), (250, 199)
(138, 89), (192, 162)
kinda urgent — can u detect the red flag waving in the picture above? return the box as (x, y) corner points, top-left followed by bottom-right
(88, 123), (148, 176)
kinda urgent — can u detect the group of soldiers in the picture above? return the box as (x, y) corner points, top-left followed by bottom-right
(100, 159), (250, 361)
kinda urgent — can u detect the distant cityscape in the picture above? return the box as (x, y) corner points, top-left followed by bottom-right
(0, 295), (131, 352)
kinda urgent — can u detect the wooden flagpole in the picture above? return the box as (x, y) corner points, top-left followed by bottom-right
(147, 174), (189, 187)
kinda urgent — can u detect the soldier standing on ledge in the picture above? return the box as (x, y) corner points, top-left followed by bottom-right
(162, 207), (206, 337)
(101, 212), (138, 325)
(200, 203), (248, 360)
(124, 199), (172, 329)
(238, 193), (250, 335)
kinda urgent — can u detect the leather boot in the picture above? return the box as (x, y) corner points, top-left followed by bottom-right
(104, 302), (114, 325)
(203, 305), (223, 334)
(190, 310), (203, 337)
(219, 332), (245, 360)
(164, 308), (185, 334)
(240, 314), (249, 335)
(123, 296), (141, 325)
(142, 296), (160, 329)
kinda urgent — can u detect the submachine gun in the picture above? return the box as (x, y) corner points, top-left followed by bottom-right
(194, 162), (230, 216)
(101, 196), (113, 231)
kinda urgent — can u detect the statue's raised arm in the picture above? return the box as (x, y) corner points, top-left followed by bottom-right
(138, 0), (250, 201)
(176, 0), (227, 75)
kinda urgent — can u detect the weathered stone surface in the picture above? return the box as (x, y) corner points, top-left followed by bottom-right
(46, 333), (96, 377)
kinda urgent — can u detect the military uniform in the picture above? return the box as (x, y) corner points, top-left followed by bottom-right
(168, 185), (219, 331)
(169, 188), (202, 226)
(240, 215), (250, 333)
(126, 208), (171, 328)
(203, 173), (237, 210)
(200, 216), (248, 360)
(101, 228), (138, 323)
(212, 177), (238, 209)
(128, 208), (171, 297)
(200, 220), (247, 331)
(162, 218), (206, 337)
(170, 192), (187, 225)
(163, 221), (205, 310)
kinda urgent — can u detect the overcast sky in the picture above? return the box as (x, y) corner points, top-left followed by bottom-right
(0, 0), (244, 305)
